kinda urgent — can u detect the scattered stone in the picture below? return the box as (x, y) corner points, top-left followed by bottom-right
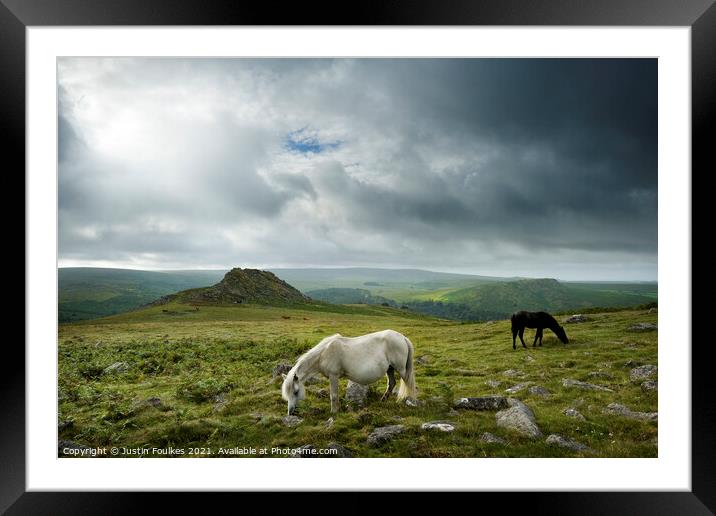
(505, 382), (532, 394)
(291, 444), (316, 457)
(564, 314), (589, 324)
(421, 421), (456, 432)
(524, 354), (535, 362)
(603, 403), (657, 422)
(480, 432), (506, 444)
(282, 415), (304, 427)
(212, 393), (228, 412)
(546, 434), (593, 453)
(143, 396), (163, 408)
(641, 380), (658, 392)
(528, 386), (551, 397)
(502, 369), (525, 378)
(326, 442), (353, 458)
(562, 378), (613, 392)
(367, 425), (405, 446)
(325, 417), (335, 429)
(454, 396), (508, 410)
(102, 361), (129, 375)
(272, 363), (293, 378)
(415, 354), (433, 365)
(485, 380), (502, 388)
(495, 398), (542, 438)
(630, 365), (657, 381)
(345, 381), (370, 409)
(404, 398), (421, 407)
(627, 322), (657, 332)
(587, 371), (613, 379)
(562, 408), (585, 421)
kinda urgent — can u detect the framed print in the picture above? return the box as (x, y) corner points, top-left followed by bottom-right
(7, 0), (711, 513)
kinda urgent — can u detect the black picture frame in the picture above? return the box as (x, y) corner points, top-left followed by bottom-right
(7, 0), (709, 513)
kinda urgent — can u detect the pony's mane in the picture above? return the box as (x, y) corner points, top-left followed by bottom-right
(281, 333), (341, 398)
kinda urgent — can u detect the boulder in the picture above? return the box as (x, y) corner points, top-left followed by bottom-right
(630, 365), (657, 381)
(345, 381), (370, 409)
(454, 396), (508, 410)
(367, 425), (405, 446)
(564, 314), (589, 324)
(326, 442), (353, 458)
(528, 386), (551, 397)
(505, 382), (532, 394)
(485, 380), (502, 388)
(102, 361), (129, 375)
(603, 403), (657, 422)
(546, 434), (593, 453)
(562, 378), (613, 392)
(563, 407), (586, 421)
(480, 432), (506, 444)
(421, 421), (456, 432)
(495, 398), (542, 438)
(641, 380), (658, 392)
(282, 415), (304, 428)
(502, 369), (525, 378)
(627, 323), (657, 332)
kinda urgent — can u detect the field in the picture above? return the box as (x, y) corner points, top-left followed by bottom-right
(58, 301), (658, 458)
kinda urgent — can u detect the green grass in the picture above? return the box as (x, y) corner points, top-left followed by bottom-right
(58, 303), (657, 458)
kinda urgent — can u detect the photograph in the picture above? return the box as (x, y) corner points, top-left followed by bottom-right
(56, 57), (659, 459)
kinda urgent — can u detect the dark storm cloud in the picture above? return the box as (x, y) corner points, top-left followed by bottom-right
(58, 58), (657, 279)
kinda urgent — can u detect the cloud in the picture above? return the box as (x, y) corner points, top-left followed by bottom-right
(58, 58), (657, 280)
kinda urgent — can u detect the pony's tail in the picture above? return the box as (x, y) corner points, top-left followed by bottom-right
(397, 337), (417, 401)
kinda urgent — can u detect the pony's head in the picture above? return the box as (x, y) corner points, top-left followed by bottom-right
(554, 325), (569, 344)
(281, 371), (305, 415)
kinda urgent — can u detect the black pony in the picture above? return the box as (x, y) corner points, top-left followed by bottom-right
(510, 311), (569, 350)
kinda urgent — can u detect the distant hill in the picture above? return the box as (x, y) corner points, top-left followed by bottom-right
(59, 268), (226, 322)
(306, 287), (397, 307)
(155, 268), (310, 306)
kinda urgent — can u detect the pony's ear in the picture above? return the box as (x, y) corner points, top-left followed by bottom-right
(294, 374), (300, 383)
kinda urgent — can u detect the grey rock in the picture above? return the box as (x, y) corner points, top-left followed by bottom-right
(102, 361), (129, 375)
(496, 398), (541, 438)
(345, 381), (370, 408)
(272, 363), (293, 378)
(480, 432), (507, 444)
(367, 425), (405, 446)
(212, 392), (228, 412)
(641, 380), (658, 392)
(282, 415), (304, 427)
(587, 371), (614, 379)
(144, 396), (163, 408)
(524, 354), (535, 362)
(563, 407), (586, 421)
(562, 378), (613, 392)
(421, 421), (456, 432)
(326, 442), (353, 458)
(528, 386), (551, 397)
(564, 314), (589, 324)
(454, 396), (508, 410)
(603, 403), (658, 422)
(485, 380), (502, 388)
(630, 365), (657, 381)
(404, 398), (421, 407)
(505, 382), (533, 394)
(546, 434), (593, 453)
(325, 417), (335, 428)
(627, 322), (657, 332)
(502, 369), (525, 378)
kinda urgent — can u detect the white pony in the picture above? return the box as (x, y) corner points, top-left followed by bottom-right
(281, 329), (417, 414)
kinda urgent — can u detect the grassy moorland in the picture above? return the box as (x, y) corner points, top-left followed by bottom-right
(58, 302), (657, 458)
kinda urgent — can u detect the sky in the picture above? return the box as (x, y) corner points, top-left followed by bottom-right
(58, 58), (657, 281)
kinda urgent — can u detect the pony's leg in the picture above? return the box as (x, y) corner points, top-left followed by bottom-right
(538, 328), (544, 346)
(329, 375), (340, 413)
(532, 330), (539, 347)
(512, 329), (518, 350)
(519, 328), (527, 348)
(381, 366), (396, 401)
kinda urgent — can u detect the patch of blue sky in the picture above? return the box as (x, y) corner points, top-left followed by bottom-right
(285, 127), (342, 155)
